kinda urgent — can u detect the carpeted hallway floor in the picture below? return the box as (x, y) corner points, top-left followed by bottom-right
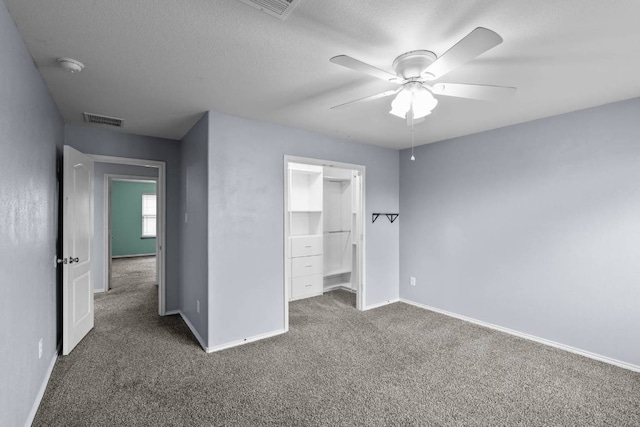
(34, 257), (640, 426)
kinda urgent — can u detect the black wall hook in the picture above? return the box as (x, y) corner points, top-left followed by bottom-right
(372, 213), (399, 223)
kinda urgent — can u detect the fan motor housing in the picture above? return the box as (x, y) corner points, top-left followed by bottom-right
(392, 50), (436, 79)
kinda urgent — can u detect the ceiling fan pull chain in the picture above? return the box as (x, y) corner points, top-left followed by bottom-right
(410, 121), (416, 161)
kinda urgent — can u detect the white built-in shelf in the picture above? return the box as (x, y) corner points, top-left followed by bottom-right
(324, 268), (351, 277)
(289, 163), (323, 212)
(323, 167), (353, 181)
(290, 234), (322, 239)
(290, 210), (322, 213)
(324, 230), (351, 234)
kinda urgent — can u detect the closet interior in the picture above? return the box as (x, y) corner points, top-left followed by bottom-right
(286, 162), (362, 302)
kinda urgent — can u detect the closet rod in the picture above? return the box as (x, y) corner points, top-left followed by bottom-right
(324, 230), (351, 234)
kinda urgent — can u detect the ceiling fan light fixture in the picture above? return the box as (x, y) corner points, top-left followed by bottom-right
(389, 85), (437, 120)
(389, 89), (413, 118)
(412, 87), (438, 119)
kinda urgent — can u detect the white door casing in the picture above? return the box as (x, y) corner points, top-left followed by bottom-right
(62, 145), (94, 355)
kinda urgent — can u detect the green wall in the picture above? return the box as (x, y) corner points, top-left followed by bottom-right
(111, 181), (156, 257)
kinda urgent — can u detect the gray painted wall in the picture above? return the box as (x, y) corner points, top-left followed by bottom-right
(65, 125), (181, 311)
(0, 1), (64, 425)
(93, 163), (158, 291)
(208, 111), (399, 348)
(180, 114), (209, 343)
(400, 97), (640, 367)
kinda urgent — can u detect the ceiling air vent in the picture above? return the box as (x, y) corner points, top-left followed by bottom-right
(236, 0), (301, 20)
(83, 112), (125, 128)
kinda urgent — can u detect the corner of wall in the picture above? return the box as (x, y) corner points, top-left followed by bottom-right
(178, 112), (210, 350)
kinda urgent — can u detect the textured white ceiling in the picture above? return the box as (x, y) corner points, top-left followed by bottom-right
(5, 0), (640, 148)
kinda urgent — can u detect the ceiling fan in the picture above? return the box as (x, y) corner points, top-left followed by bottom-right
(329, 27), (516, 125)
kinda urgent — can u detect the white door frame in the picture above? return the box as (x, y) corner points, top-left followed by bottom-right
(104, 175), (158, 292)
(283, 155), (367, 331)
(92, 155), (167, 316)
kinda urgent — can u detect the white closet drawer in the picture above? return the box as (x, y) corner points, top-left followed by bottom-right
(291, 274), (323, 300)
(291, 255), (323, 277)
(291, 235), (323, 257)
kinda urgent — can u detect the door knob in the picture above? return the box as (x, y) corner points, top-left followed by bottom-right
(57, 258), (67, 264)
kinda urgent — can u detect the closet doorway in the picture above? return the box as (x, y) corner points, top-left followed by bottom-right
(283, 156), (366, 326)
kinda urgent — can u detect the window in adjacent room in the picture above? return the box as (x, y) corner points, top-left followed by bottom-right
(142, 193), (157, 238)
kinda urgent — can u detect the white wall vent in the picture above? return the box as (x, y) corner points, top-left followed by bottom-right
(236, 0), (301, 20)
(83, 112), (125, 128)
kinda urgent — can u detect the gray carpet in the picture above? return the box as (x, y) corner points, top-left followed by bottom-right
(34, 258), (640, 426)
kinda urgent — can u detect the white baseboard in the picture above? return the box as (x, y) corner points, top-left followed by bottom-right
(25, 350), (58, 427)
(400, 298), (640, 373)
(172, 311), (287, 354)
(363, 297), (399, 311)
(324, 284), (356, 293)
(177, 311), (208, 352)
(111, 253), (155, 259)
(207, 328), (287, 353)
(164, 309), (180, 316)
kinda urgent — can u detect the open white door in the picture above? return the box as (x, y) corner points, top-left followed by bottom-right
(62, 145), (94, 355)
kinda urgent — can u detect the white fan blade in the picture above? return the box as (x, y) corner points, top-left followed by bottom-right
(330, 55), (402, 83)
(431, 83), (516, 101)
(422, 27), (503, 80)
(330, 89), (400, 110)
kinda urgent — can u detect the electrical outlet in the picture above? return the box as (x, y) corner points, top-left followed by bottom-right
(410, 276), (416, 286)
(185, 212), (188, 224)
(38, 338), (43, 359)
(196, 300), (200, 314)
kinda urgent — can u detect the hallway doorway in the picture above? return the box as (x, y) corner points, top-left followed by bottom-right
(92, 154), (167, 316)
(106, 178), (158, 292)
